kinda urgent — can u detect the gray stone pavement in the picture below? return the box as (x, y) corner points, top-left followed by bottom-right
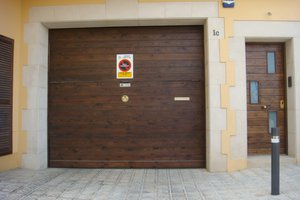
(0, 163), (300, 200)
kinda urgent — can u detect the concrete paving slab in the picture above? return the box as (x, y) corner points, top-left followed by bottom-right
(0, 163), (300, 200)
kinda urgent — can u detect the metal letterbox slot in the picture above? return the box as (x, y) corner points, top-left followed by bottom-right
(174, 97), (190, 101)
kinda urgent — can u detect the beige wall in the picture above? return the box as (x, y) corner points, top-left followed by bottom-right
(0, 0), (26, 171)
(1, 0), (300, 172)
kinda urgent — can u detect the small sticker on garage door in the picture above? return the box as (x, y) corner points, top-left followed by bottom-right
(117, 54), (133, 79)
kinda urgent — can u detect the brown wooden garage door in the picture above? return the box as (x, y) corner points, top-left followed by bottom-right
(48, 26), (205, 168)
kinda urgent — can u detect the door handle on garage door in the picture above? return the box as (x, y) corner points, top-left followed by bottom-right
(174, 97), (190, 101)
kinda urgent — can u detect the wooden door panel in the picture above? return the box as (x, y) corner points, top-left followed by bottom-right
(246, 43), (286, 155)
(48, 26), (205, 168)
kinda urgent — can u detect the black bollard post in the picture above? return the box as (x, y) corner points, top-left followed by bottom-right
(271, 127), (280, 195)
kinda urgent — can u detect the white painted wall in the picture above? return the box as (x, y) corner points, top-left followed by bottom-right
(205, 18), (227, 171)
(22, 23), (48, 169)
(228, 37), (247, 161)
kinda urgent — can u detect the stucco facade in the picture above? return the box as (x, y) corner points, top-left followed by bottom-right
(0, 0), (300, 172)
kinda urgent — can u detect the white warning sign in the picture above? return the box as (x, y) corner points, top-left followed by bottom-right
(116, 54), (133, 79)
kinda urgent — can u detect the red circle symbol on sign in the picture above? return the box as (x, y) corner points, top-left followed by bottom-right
(118, 59), (132, 72)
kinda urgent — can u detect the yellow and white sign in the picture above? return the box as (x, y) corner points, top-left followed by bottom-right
(116, 54), (133, 79)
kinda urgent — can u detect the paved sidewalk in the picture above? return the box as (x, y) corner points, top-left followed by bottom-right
(0, 163), (300, 200)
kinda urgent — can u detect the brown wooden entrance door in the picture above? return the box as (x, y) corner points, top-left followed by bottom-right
(246, 43), (287, 154)
(48, 26), (205, 168)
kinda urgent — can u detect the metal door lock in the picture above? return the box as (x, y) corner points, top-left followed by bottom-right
(121, 95), (129, 103)
(280, 100), (284, 109)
